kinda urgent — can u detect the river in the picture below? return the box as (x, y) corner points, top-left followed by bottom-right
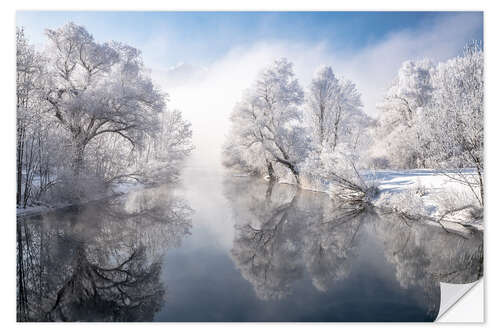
(16, 166), (483, 322)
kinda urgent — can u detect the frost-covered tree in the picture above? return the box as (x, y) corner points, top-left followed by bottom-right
(136, 109), (194, 184)
(43, 23), (165, 176)
(17, 27), (40, 206)
(372, 59), (434, 168)
(16, 23), (193, 206)
(307, 66), (364, 152)
(423, 43), (484, 205)
(224, 61), (373, 195)
(16, 27), (58, 207)
(222, 93), (270, 177)
(370, 44), (483, 206)
(223, 58), (309, 183)
(301, 66), (373, 197)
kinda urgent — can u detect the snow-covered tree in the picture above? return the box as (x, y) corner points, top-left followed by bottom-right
(372, 59), (434, 169)
(16, 27), (58, 207)
(222, 93), (271, 177)
(423, 43), (484, 205)
(224, 61), (373, 196)
(306, 66), (364, 152)
(16, 23), (193, 206)
(370, 44), (483, 206)
(17, 27), (39, 206)
(135, 109), (194, 184)
(43, 23), (165, 176)
(300, 66), (374, 197)
(223, 58), (309, 183)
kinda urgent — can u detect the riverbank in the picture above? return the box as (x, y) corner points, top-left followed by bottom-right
(16, 181), (145, 218)
(367, 169), (483, 233)
(285, 168), (483, 235)
(18, 169), (484, 238)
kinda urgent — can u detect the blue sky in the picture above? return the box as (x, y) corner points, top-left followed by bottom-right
(16, 11), (483, 67)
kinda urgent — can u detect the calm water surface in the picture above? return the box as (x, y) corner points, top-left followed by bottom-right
(17, 167), (483, 322)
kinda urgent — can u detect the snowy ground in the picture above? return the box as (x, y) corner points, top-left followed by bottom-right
(365, 169), (483, 234)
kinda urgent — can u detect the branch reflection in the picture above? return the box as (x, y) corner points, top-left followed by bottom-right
(17, 187), (193, 322)
(226, 178), (369, 300)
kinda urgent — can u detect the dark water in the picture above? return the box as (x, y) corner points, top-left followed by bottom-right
(16, 167), (483, 322)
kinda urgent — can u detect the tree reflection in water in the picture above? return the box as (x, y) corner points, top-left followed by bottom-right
(17, 178), (483, 321)
(17, 187), (193, 322)
(227, 178), (369, 300)
(226, 177), (483, 316)
(370, 212), (483, 314)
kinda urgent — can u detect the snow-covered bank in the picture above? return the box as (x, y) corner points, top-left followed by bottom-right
(16, 181), (145, 218)
(272, 168), (483, 235)
(364, 169), (483, 234)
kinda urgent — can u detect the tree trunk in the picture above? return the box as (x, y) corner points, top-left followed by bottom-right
(266, 160), (276, 182)
(265, 177), (275, 199)
(275, 157), (300, 185)
(291, 167), (300, 185)
(476, 165), (484, 207)
(332, 130), (338, 152)
(331, 106), (342, 153)
(319, 104), (325, 146)
(72, 140), (86, 177)
(22, 135), (37, 208)
(273, 144), (301, 185)
(16, 127), (25, 206)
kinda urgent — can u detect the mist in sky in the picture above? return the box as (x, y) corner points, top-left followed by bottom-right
(16, 11), (483, 170)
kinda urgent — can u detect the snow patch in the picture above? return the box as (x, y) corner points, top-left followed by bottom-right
(368, 169), (483, 232)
